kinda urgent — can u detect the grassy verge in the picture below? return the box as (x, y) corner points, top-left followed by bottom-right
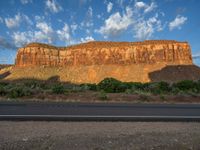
(0, 78), (200, 103)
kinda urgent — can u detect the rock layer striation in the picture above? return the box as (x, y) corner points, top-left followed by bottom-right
(15, 40), (193, 67)
(13, 40), (194, 83)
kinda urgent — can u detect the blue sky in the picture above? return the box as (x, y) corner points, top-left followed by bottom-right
(0, 0), (200, 65)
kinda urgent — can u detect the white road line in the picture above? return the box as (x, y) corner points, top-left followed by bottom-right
(0, 115), (200, 118)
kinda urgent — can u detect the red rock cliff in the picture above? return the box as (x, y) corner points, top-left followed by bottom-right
(12, 40), (194, 83)
(15, 40), (193, 67)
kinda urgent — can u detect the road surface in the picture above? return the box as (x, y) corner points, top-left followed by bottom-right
(0, 102), (200, 121)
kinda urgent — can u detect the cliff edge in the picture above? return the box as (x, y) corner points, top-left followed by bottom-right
(1, 40), (196, 83)
(15, 40), (193, 67)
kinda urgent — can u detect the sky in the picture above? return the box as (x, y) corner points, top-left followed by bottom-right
(0, 0), (200, 65)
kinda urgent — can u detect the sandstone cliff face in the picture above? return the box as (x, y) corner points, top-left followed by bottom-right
(13, 40), (194, 83)
(15, 40), (193, 67)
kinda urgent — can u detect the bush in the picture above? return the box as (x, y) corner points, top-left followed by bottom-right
(0, 82), (9, 87)
(196, 80), (200, 91)
(23, 80), (49, 90)
(125, 89), (132, 94)
(98, 90), (108, 100)
(0, 86), (6, 96)
(173, 80), (197, 92)
(7, 87), (32, 98)
(158, 82), (171, 92)
(72, 86), (84, 92)
(79, 83), (97, 91)
(23, 80), (39, 89)
(147, 82), (171, 95)
(98, 78), (127, 93)
(51, 84), (65, 94)
(131, 82), (144, 90)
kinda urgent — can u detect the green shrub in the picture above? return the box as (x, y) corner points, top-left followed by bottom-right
(125, 89), (132, 94)
(147, 82), (171, 95)
(79, 83), (97, 91)
(158, 82), (171, 92)
(23, 80), (39, 89)
(26, 80), (50, 90)
(171, 87), (180, 95)
(7, 87), (32, 98)
(0, 82), (9, 87)
(173, 80), (197, 92)
(98, 78), (127, 93)
(141, 83), (151, 91)
(0, 86), (6, 96)
(51, 84), (65, 94)
(72, 86), (84, 92)
(123, 82), (144, 92)
(196, 80), (200, 91)
(98, 90), (108, 100)
(131, 82), (144, 90)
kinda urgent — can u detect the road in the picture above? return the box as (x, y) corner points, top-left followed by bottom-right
(0, 102), (200, 121)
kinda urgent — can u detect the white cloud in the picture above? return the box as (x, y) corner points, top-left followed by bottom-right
(107, 2), (113, 13)
(20, 0), (32, 4)
(57, 23), (71, 43)
(70, 23), (78, 33)
(11, 19), (57, 46)
(88, 6), (93, 17)
(132, 1), (163, 40)
(97, 7), (133, 38)
(57, 23), (78, 45)
(97, 1), (164, 40)
(169, 15), (187, 31)
(11, 30), (56, 47)
(36, 21), (56, 43)
(144, 2), (157, 13)
(117, 0), (124, 7)
(5, 14), (21, 29)
(35, 15), (45, 22)
(81, 36), (94, 43)
(36, 22), (53, 35)
(134, 15), (163, 40)
(192, 54), (200, 59)
(23, 15), (33, 25)
(135, 1), (146, 9)
(80, 6), (94, 28)
(45, 0), (62, 13)
(12, 31), (33, 47)
(5, 13), (33, 29)
(135, 1), (157, 13)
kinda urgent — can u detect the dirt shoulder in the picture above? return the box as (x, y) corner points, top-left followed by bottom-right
(0, 121), (200, 150)
(1, 91), (200, 104)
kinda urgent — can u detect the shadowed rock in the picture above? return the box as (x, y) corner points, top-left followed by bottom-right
(149, 65), (200, 82)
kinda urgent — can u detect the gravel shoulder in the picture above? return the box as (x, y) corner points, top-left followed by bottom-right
(0, 121), (200, 150)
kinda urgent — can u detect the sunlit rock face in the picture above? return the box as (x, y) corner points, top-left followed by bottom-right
(15, 40), (193, 67)
(14, 40), (194, 83)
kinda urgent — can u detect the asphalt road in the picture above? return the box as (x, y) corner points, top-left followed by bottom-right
(0, 102), (200, 121)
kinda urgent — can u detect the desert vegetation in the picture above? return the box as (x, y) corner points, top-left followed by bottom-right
(0, 77), (200, 103)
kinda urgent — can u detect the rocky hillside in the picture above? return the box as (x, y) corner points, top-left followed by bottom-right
(0, 40), (198, 83)
(0, 65), (13, 70)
